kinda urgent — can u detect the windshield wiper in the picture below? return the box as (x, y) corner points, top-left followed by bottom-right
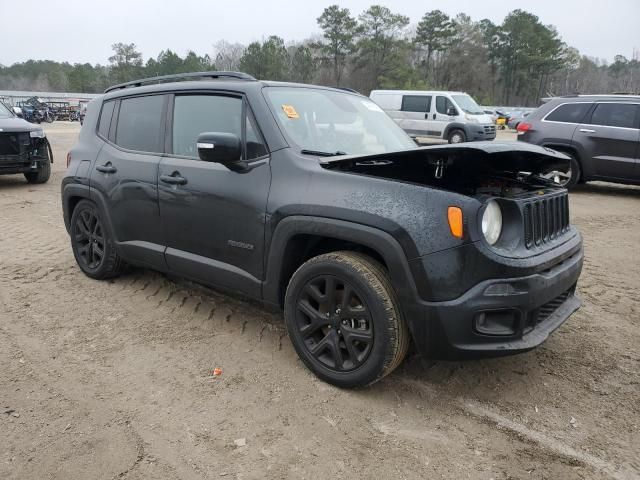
(300, 149), (347, 157)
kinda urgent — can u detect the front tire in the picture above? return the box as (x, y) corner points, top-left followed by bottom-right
(284, 251), (409, 388)
(24, 148), (51, 184)
(448, 129), (466, 144)
(70, 200), (124, 279)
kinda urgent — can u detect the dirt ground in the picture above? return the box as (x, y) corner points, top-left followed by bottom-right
(1, 122), (638, 480)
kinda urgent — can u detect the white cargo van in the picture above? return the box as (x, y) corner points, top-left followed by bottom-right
(369, 90), (496, 143)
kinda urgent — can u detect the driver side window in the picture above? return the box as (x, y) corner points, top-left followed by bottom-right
(172, 94), (242, 158)
(436, 96), (455, 115)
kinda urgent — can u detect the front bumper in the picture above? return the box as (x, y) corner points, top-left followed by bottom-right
(0, 136), (51, 175)
(404, 242), (583, 359)
(0, 155), (45, 174)
(466, 124), (496, 141)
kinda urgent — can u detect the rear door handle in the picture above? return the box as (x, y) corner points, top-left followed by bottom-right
(160, 172), (188, 185)
(579, 128), (596, 133)
(95, 162), (117, 174)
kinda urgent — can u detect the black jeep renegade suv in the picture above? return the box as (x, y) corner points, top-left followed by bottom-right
(62, 72), (584, 387)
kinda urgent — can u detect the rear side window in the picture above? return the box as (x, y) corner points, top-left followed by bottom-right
(587, 103), (638, 129)
(436, 96), (456, 115)
(401, 95), (431, 113)
(545, 103), (592, 124)
(97, 100), (115, 139)
(115, 95), (165, 153)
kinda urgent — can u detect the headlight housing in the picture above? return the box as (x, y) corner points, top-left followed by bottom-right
(465, 114), (479, 123)
(30, 129), (46, 138)
(481, 200), (503, 245)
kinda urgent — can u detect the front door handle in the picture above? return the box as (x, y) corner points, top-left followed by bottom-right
(160, 171), (188, 185)
(579, 128), (596, 133)
(95, 162), (117, 174)
(432, 113), (436, 120)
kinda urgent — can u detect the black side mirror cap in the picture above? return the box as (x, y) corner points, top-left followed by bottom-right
(197, 132), (244, 169)
(447, 107), (458, 116)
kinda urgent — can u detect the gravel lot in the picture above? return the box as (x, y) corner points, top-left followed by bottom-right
(1, 123), (638, 480)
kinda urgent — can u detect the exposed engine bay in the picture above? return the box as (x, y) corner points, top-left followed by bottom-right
(320, 142), (570, 198)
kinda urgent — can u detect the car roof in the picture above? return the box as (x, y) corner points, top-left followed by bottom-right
(545, 94), (640, 103)
(102, 73), (365, 101)
(370, 90), (467, 96)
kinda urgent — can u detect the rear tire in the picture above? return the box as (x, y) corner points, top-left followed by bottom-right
(70, 200), (124, 280)
(284, 251), (409, 388)
(448, 129), (466, 144)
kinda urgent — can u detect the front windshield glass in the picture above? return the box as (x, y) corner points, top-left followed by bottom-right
(451, 94), (484, 115)
(0, 102), (14, 118)
(264, 87), (416, 156)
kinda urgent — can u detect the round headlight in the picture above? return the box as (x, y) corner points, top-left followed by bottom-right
(482, 200), (502, 245)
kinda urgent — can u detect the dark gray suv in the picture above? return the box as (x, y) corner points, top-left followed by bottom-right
(517, 95), (640, 187)
(62, 71), (584, 388)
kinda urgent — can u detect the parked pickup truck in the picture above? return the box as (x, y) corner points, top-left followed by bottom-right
(62, 72), (583, 388)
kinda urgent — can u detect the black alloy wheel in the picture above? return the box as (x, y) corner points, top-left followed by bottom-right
(73, 208), (105, 270)
(295, 274), (374, 372)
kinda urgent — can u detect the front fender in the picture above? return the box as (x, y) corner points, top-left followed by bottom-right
(443, 122), (469, 139)
(263, 215), (423, 322)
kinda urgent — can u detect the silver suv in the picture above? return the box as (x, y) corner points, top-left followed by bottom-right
(517, 95), (640, 187)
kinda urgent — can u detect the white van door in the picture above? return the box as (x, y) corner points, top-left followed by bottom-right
(399, 94), (439, 138)
(433, 95), (459, 139)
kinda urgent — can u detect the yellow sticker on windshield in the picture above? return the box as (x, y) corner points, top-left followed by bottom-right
(282, 104), (300, 119)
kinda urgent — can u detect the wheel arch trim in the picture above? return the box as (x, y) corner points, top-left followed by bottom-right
(263, 215), (420, 310)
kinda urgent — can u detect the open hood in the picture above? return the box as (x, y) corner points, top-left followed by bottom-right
(320, 142), (569, 178)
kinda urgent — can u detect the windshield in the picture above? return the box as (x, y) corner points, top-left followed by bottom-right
(0, 102), (14, 118)
(451, 94), (484, 115)
(264, 87), (416, 156)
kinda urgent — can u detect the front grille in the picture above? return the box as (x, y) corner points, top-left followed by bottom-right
(523, 193), (570, 249)
(484, 125), (496, 134)
(524, 288), (572, 334)
(0, 132), (30, 156)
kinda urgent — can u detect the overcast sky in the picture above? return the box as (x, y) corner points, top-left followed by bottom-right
(1, 0), (638, 66)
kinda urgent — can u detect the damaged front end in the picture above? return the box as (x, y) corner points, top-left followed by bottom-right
(0, 131), (53, 175)
(320, 142), (582, 358)
(319, 141), (570, 198)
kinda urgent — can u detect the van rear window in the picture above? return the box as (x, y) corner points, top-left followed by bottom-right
(401, 95), (431, 113)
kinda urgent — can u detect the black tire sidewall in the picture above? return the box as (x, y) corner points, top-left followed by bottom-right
(24, 158), (51, 184)
(565, 155), (581, 188)
(284, 256), (396, 388)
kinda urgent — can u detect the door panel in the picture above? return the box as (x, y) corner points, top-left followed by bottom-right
(91, 142), (164, 267)
(398, 95), (438, 137)
(575, 103), (640, 180)
(433, 96), (457, 138)
(159, 93), (271, 299)
(159, 157), (269, 292)
(90, 94), (167, 270)
(573, 127), (638, 179)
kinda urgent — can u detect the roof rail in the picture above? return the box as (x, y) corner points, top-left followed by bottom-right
(104, 71), (257, 94)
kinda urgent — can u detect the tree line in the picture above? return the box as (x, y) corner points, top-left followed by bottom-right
(1, 6), (637, 107)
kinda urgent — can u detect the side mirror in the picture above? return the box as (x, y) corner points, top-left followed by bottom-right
(447, 107), (458, 116)
(197, 132), (246, 172)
